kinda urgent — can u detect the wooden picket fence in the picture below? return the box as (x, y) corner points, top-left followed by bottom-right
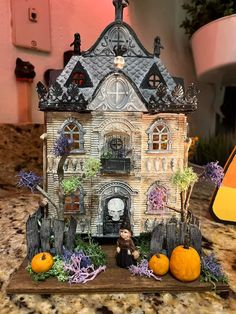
(26, 208), (202, 261)
(150, 215), (202, 258)
(26, 207), (77, 260)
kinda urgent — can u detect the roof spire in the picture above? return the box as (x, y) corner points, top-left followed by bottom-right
(113, 0), (129, 22)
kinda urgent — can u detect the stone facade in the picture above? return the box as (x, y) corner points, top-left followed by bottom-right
(45, 111), (188, 236)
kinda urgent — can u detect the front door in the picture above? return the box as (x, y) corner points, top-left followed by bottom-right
(103, 195), (129, 236)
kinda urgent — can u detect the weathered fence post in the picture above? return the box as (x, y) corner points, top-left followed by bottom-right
(179, 222), (188, 245)
(40, 218), (51, 252)
(150, 223), (165, 256)
(166, 222), (177, 258)
(65, 217), (77, 251)
(53, 219), (65, 255)
(189, 224), (202, 255)
(26, 216), (40, 260)
(32, 207), (43, 221)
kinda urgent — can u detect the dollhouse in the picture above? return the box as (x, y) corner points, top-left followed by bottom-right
(37, 0), (198, 237)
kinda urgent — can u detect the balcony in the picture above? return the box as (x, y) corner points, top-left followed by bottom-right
(101, 158), (131, 174)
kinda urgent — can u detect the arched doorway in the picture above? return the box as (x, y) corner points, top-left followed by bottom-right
(99, 182), (135, 236)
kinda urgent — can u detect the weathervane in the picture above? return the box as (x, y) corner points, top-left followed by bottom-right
(113, 0), (129, 22)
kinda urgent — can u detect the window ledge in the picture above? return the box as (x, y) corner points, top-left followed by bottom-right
(144, 211), (165, 215)
(70, 150), (86, 154)
(145, 150), (172, 154)
(64, 211), (80, 215)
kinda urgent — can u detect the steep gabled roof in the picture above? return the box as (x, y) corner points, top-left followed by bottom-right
(37, 14), (198, 113)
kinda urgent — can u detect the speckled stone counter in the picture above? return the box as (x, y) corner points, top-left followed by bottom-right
(0, 124), (236, 314)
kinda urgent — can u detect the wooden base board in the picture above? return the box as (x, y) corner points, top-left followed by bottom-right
(6, 245), (229, 294)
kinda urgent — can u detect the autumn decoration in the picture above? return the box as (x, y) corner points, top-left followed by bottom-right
(169, 245), (201, 282)
(148, 254), (169, 276)
(31, 252), (54, 273)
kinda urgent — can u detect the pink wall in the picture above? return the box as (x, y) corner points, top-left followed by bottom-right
(0, 0), (215, 136)
(0, 0), (129, 124)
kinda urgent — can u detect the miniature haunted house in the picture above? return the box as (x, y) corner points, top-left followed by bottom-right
(12, 1), (230, 291)
(36, 0), (198, 239)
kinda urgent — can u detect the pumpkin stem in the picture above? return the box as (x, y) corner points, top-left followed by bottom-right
(41, 253), (46, 260)
(155, 253), (160, 258)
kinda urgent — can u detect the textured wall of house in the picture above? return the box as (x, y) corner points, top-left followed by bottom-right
(45, 110), (187, 236)
(45, 111), (92, 222)
(139, 113), (187, 232)
(45, 111), (143, 235)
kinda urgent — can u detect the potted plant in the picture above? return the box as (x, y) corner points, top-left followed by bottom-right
(181, 1), (236, 83)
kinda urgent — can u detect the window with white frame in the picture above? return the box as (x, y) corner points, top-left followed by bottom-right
(61, 118), (85, 153)
(64, 188), (84, 214)
(146, 120), (171, 152)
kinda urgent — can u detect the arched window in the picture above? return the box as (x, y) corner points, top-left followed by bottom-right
(64, 188), (84, 214)
(146, 120), (171, 152)
(147, 184), (167, 214)
(61, 118), (85, 153)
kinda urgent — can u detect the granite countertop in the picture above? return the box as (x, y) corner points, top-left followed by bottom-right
(0, 124), (236, 314)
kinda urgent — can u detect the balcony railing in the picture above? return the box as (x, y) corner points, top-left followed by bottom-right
(101, 158), (131, 174)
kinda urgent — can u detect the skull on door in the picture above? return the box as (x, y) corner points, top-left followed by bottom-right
(107, 198), (125, 221)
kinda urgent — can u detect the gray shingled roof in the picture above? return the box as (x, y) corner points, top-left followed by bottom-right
(55, 54), (177, 104)
(38, 21), (197, 113)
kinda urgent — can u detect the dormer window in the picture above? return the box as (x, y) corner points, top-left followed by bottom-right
(148, 74), (161, 89)
(146, 120), (171, 153)
(141, 64), (165, 89)
(66, 61), (93, 88)
(72, 72), (85, 87)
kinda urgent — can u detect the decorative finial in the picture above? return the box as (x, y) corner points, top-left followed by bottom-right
(113, 45), (127, 69)
(70, 33), (81, 55)
(154, 36), (164, 58)
(113, 0), (129, 22)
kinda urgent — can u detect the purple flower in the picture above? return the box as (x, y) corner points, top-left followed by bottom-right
(53, 135), (73, 157)
(129, 259), (162, 281)
(203, 162), (224, 187)
(148, 187), (167, 211)
(17, 170), (41, 192)
(62, 249), (91, 268)
(64, 253), (106, 284)
(201, 254), (228, 283)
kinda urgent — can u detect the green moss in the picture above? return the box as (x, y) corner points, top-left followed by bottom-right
(27, 256), (69, 282)
(83, 157), (101, 179)
(75, 236), (107, 268)
(61, 176), (81, 195)
(135, 232), (152, 260)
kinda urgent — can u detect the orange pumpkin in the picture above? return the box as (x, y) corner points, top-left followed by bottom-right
(170, 245), (200, 282)
(148, 253), (169, 276)
(31, 252), (54, 273)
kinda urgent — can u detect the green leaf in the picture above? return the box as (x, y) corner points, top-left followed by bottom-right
(172, 167), (198, 191)
(75, 236), (107, 267)
(83, 158), (101, 179)
(61, 176), (81, 195)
